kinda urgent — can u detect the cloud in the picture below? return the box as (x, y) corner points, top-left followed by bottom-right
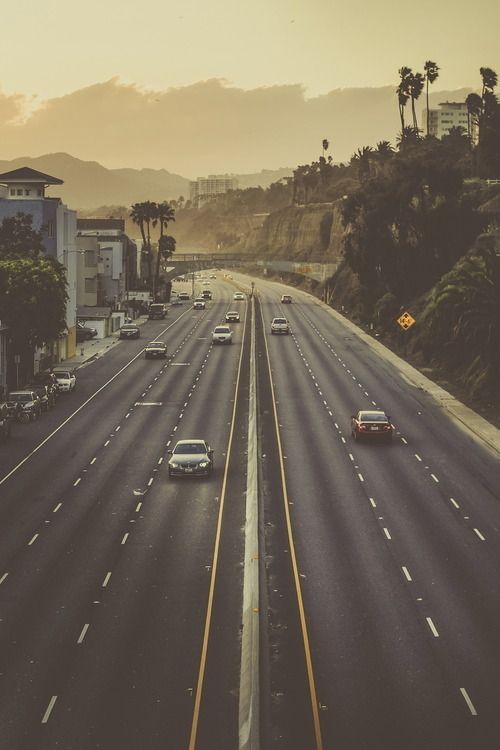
(0, 78), (468, 176)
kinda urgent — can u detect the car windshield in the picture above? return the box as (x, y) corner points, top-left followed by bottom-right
(53, 372), (71, 379)
(122, 326), (137, 331)
(274, 318), (287, 324)
(360, 412), (388, 422)
(174, 443), (206, 454)
(214, 327), (230, 333)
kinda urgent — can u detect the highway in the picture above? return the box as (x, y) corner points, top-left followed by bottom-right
(0, 272), (499, 749)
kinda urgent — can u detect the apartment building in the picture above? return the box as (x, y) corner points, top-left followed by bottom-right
(423, 101), (476, 141)
(189, 174), (238, 208)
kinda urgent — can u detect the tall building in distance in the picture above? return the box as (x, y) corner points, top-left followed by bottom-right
(190, 174), (238, 208)
(423, 101), (476, 141)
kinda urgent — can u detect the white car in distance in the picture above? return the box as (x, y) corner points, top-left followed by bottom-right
(212, 325), (233, 344)
(52, 369), (77, 392)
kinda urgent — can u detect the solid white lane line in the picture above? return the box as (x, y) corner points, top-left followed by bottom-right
(28, 534), (39, 546)
(53, 503), (62, 513)
(450, 497), (460, 509)
(102, 572), (112, 588)
(121, 533), (129, 545)
(73, 478), (81, 487)
(41, 696), (58, 723)
(473, 528), (486, 541)
(460, 688), (478, 716)
(431, 474), (439, 483)
(77, 624), (90, 644)
(383, 528), (391, 540)
(0, 573), (8, 585)
(426, 617), (439, 637)
(402, 566), (412, 581)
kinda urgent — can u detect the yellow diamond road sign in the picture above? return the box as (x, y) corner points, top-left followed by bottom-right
(397, 312), (416, 330)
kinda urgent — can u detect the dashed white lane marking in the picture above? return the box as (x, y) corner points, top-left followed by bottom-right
(402, 566), (412, 581)
(431, 474), (439, 483)
(158, 457), (163, 465)
(460, 688), (478, 716)
(341, 437), (346, 444)
(369, 498), (377, 508)
(148, 477), (154, 486)
(104, 440), (110, 447)
(357, 473), (364, 482)
(73, 478), (81, 487)
(90, 457), (97, 465)
(121, 533), (129, 545)
(415, 454), (422, 462)
(53, 503), (62, 513)
(473, 528), (485, 541)
(41, 695), (58, 723)
(115, 425), (121, 431)
(348, 453), (355, 462)
(28, 534), (39, 546)
(371, 400), (377, 406)
(77, 623), (90, 644)
(125, 412), (130, 418)
(102, 572), (112, 588)
(401, 437), (408, 444)
(450, 497), (460, 509)
(173, 425), (178, 432)
(383, 527), (391, 540)
(426, 617), (439, 637)
(0, 573), (8, 585)
(135, 502), (142, 512)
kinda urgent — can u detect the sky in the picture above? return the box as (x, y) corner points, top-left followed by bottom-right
(1, 0), (499, 175)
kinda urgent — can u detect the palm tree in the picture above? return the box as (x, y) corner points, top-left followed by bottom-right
(397, 67), (412, 132)
(322, 139), (330, 159)
(154, 201), (175, 298)
(408, 72), (425, 130)
(480, 67), (498, 98)
(396, 126), (422, 151)
(423, 61), (439, 135)
(466, 93), (482, 142)
(130, 201), (157, 290)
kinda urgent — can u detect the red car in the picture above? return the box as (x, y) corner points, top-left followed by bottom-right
(351, 410), (393, 443)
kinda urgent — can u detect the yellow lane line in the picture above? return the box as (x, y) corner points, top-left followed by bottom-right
(259, 301), (324, 750)
(188, 300), (250, 750)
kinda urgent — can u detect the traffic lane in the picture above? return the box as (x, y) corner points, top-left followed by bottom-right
(268, 303), (500, 744)
(23, 312), (248, 750)
(0, 307), (203, 479)
(291, 297), (500, 525)
(265, 320), (473, 748)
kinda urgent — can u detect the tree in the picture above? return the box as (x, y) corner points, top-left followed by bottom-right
(322, 139), (330, 159)
(130, 201), (158, 289)
(0, 213), (46, 257)
(397, 67), (412, 132)
(408, 71), (425, 130)
(0, 255), (68, 383)
(424, 61), (440, 135)
(153, 202), (175, 298)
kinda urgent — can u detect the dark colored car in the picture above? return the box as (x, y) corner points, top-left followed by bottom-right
(281, 294), (293, 304)
(144, 341), (168, 359)
(76, 322), (98, 341)
(168, 439), (214, 477)
(6, 390), (42, 422)
(120, 324), (140, 339)
(351, 410), (393, 442)
(0, 402), (12, 440)
(32, 371), (59, 400)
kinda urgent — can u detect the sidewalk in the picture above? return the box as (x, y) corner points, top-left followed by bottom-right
(61, 316), (149, 368)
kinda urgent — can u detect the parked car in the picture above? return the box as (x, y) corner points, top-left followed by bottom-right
(233, 292), (245, 301)
(351, 410), (393, 443)
(120, 324), (141, 339)
(281, 294), (293, 304)
(193, 299), (206, 310)
(144, 341), (168, 359)
(225, 311), (240, 323)
(6, 390), (42, 422)
(0, 402), (12, 440)
(52, 369), (77, 393)
(212, 325), (233, 344)
(26, 382), (54, 411)
(270, 317), (290, 334)
(168, 439), (214, 477)
(76, 321), (98, 341)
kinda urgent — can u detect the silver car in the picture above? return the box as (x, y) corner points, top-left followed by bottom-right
(168, 439), (214, 477)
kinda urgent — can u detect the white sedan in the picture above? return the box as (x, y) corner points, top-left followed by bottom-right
(212, 325), (233, 344)
(52, 369), (77, 392)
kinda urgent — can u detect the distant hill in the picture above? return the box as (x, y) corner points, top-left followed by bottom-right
(0, 153), (293, 210)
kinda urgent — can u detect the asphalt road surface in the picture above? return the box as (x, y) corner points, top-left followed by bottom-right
(1, 273), (499, 750)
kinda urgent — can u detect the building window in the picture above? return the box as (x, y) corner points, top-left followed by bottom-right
(17, 189), (23, 196)
(47, 221), (54, 238)
(10, 189), (15, 196)
(25, 189), (31, 196)
(37, 189), (42, 197)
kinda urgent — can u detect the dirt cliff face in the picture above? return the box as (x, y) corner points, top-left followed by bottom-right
(240, 201), (344, 261)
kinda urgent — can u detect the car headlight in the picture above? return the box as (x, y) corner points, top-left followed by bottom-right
(199, 461), (209, 468)
(169, 461), (179, 468)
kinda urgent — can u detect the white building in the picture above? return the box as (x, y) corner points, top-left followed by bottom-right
(189, 174), (238, 208)
(423, 101), (475, 141)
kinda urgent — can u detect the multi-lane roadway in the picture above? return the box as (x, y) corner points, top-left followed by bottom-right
(0, 273), (499, 749)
